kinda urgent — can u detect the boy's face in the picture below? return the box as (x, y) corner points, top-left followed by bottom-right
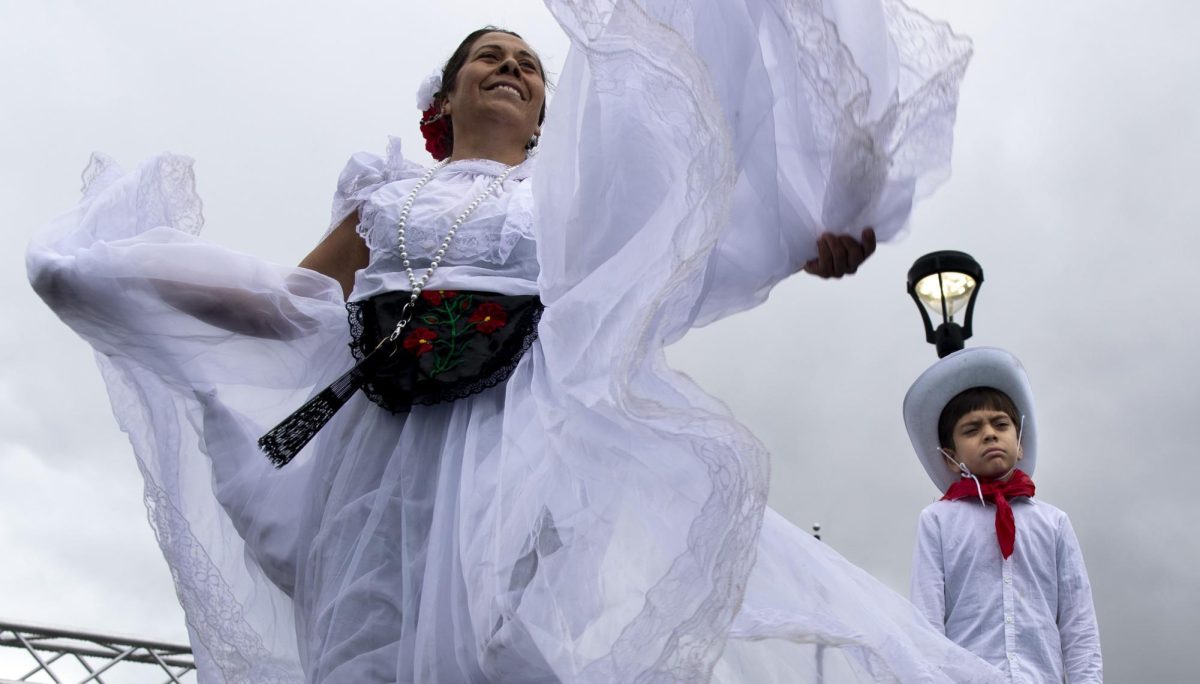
(945, 408), (1023, 481)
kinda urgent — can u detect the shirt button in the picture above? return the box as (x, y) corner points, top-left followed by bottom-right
(1005, 615), (1014, 624)
(1009, 654), (1017, 662)
(1004, 576), (1013, 584)
(423, 240), (436, 250)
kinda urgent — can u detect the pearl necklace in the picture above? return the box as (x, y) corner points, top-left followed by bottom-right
(384, 159), (517, 343)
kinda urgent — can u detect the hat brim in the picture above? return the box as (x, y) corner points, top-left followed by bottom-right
(902, 347), (1037, 493)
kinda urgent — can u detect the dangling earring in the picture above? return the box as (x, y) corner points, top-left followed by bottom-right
(419, 97), (453, 162)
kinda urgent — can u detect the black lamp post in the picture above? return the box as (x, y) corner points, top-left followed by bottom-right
(907, 251), (984, 358)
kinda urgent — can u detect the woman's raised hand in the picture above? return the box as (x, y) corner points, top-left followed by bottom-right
(803, 228), (877, 279)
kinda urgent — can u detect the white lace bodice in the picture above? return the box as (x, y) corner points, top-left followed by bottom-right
(332, 143), (540, 301)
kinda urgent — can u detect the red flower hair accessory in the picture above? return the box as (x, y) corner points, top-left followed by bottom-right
(420, 105), (452, 162)
(417, 70), (452, 161)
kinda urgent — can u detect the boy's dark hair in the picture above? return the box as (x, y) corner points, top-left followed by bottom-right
(938, 386), (1020, 449)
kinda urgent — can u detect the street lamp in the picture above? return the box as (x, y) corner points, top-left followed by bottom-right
(907, 251), (984, 358)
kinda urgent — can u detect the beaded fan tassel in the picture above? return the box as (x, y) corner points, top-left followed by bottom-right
(257, 342), (393, 467)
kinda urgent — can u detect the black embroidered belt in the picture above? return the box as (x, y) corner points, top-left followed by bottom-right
(258, 289), (543, 467)
(348, 289), (543, 412)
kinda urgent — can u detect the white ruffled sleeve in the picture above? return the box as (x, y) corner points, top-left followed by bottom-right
(538, 0), (971, 326)
(27, 152), (348, 682)
(328, 136), (425, 234)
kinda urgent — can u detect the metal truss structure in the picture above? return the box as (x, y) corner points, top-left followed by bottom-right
(0, 620), (194, 684)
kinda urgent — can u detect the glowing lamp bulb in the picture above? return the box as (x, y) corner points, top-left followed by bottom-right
(914, 271), (977, 321)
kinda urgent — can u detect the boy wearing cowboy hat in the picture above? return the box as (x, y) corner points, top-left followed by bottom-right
(903, 347), (1102, 682)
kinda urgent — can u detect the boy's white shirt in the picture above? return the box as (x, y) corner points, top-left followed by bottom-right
(911, 496), (1103, 683)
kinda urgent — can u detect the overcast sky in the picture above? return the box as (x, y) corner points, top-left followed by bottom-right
(2, 1), (1197, 681)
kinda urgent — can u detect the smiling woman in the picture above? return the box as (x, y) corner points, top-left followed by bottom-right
(27, 2), (985, 682)
(441, 30), (547, 163)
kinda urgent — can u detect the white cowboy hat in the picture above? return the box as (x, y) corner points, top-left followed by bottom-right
(902, 347), (1037, 493)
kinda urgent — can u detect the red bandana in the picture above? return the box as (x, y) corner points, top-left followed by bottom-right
(942, 469), (1035, 559)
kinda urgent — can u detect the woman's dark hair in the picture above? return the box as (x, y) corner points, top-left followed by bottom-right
(937, 386), (1021, 450)
(434, 27), (549, 155)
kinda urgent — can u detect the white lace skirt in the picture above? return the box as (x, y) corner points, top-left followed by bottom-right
(27, 0), (998, 682)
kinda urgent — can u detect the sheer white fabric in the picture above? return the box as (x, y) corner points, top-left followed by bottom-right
(27, 1), (998, 682)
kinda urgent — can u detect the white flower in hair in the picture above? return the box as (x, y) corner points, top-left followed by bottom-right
(416, 70), (443, 111)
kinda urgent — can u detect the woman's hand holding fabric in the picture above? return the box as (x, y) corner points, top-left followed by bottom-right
(803, 228), (877, 279)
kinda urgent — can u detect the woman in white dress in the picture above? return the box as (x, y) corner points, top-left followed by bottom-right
(28, 2), (998, 682)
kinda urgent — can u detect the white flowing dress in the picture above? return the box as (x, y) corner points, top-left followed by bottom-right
(27, 1), (1000, 682)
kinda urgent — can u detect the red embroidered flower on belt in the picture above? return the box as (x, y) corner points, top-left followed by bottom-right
(421, 289), (459, 306)
(403, 327), (438, 356)
(469, 302), (508, 334)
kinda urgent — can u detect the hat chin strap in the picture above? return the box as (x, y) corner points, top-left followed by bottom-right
(939, 448), (985, 504)
(1006, 413), (1027, 478)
